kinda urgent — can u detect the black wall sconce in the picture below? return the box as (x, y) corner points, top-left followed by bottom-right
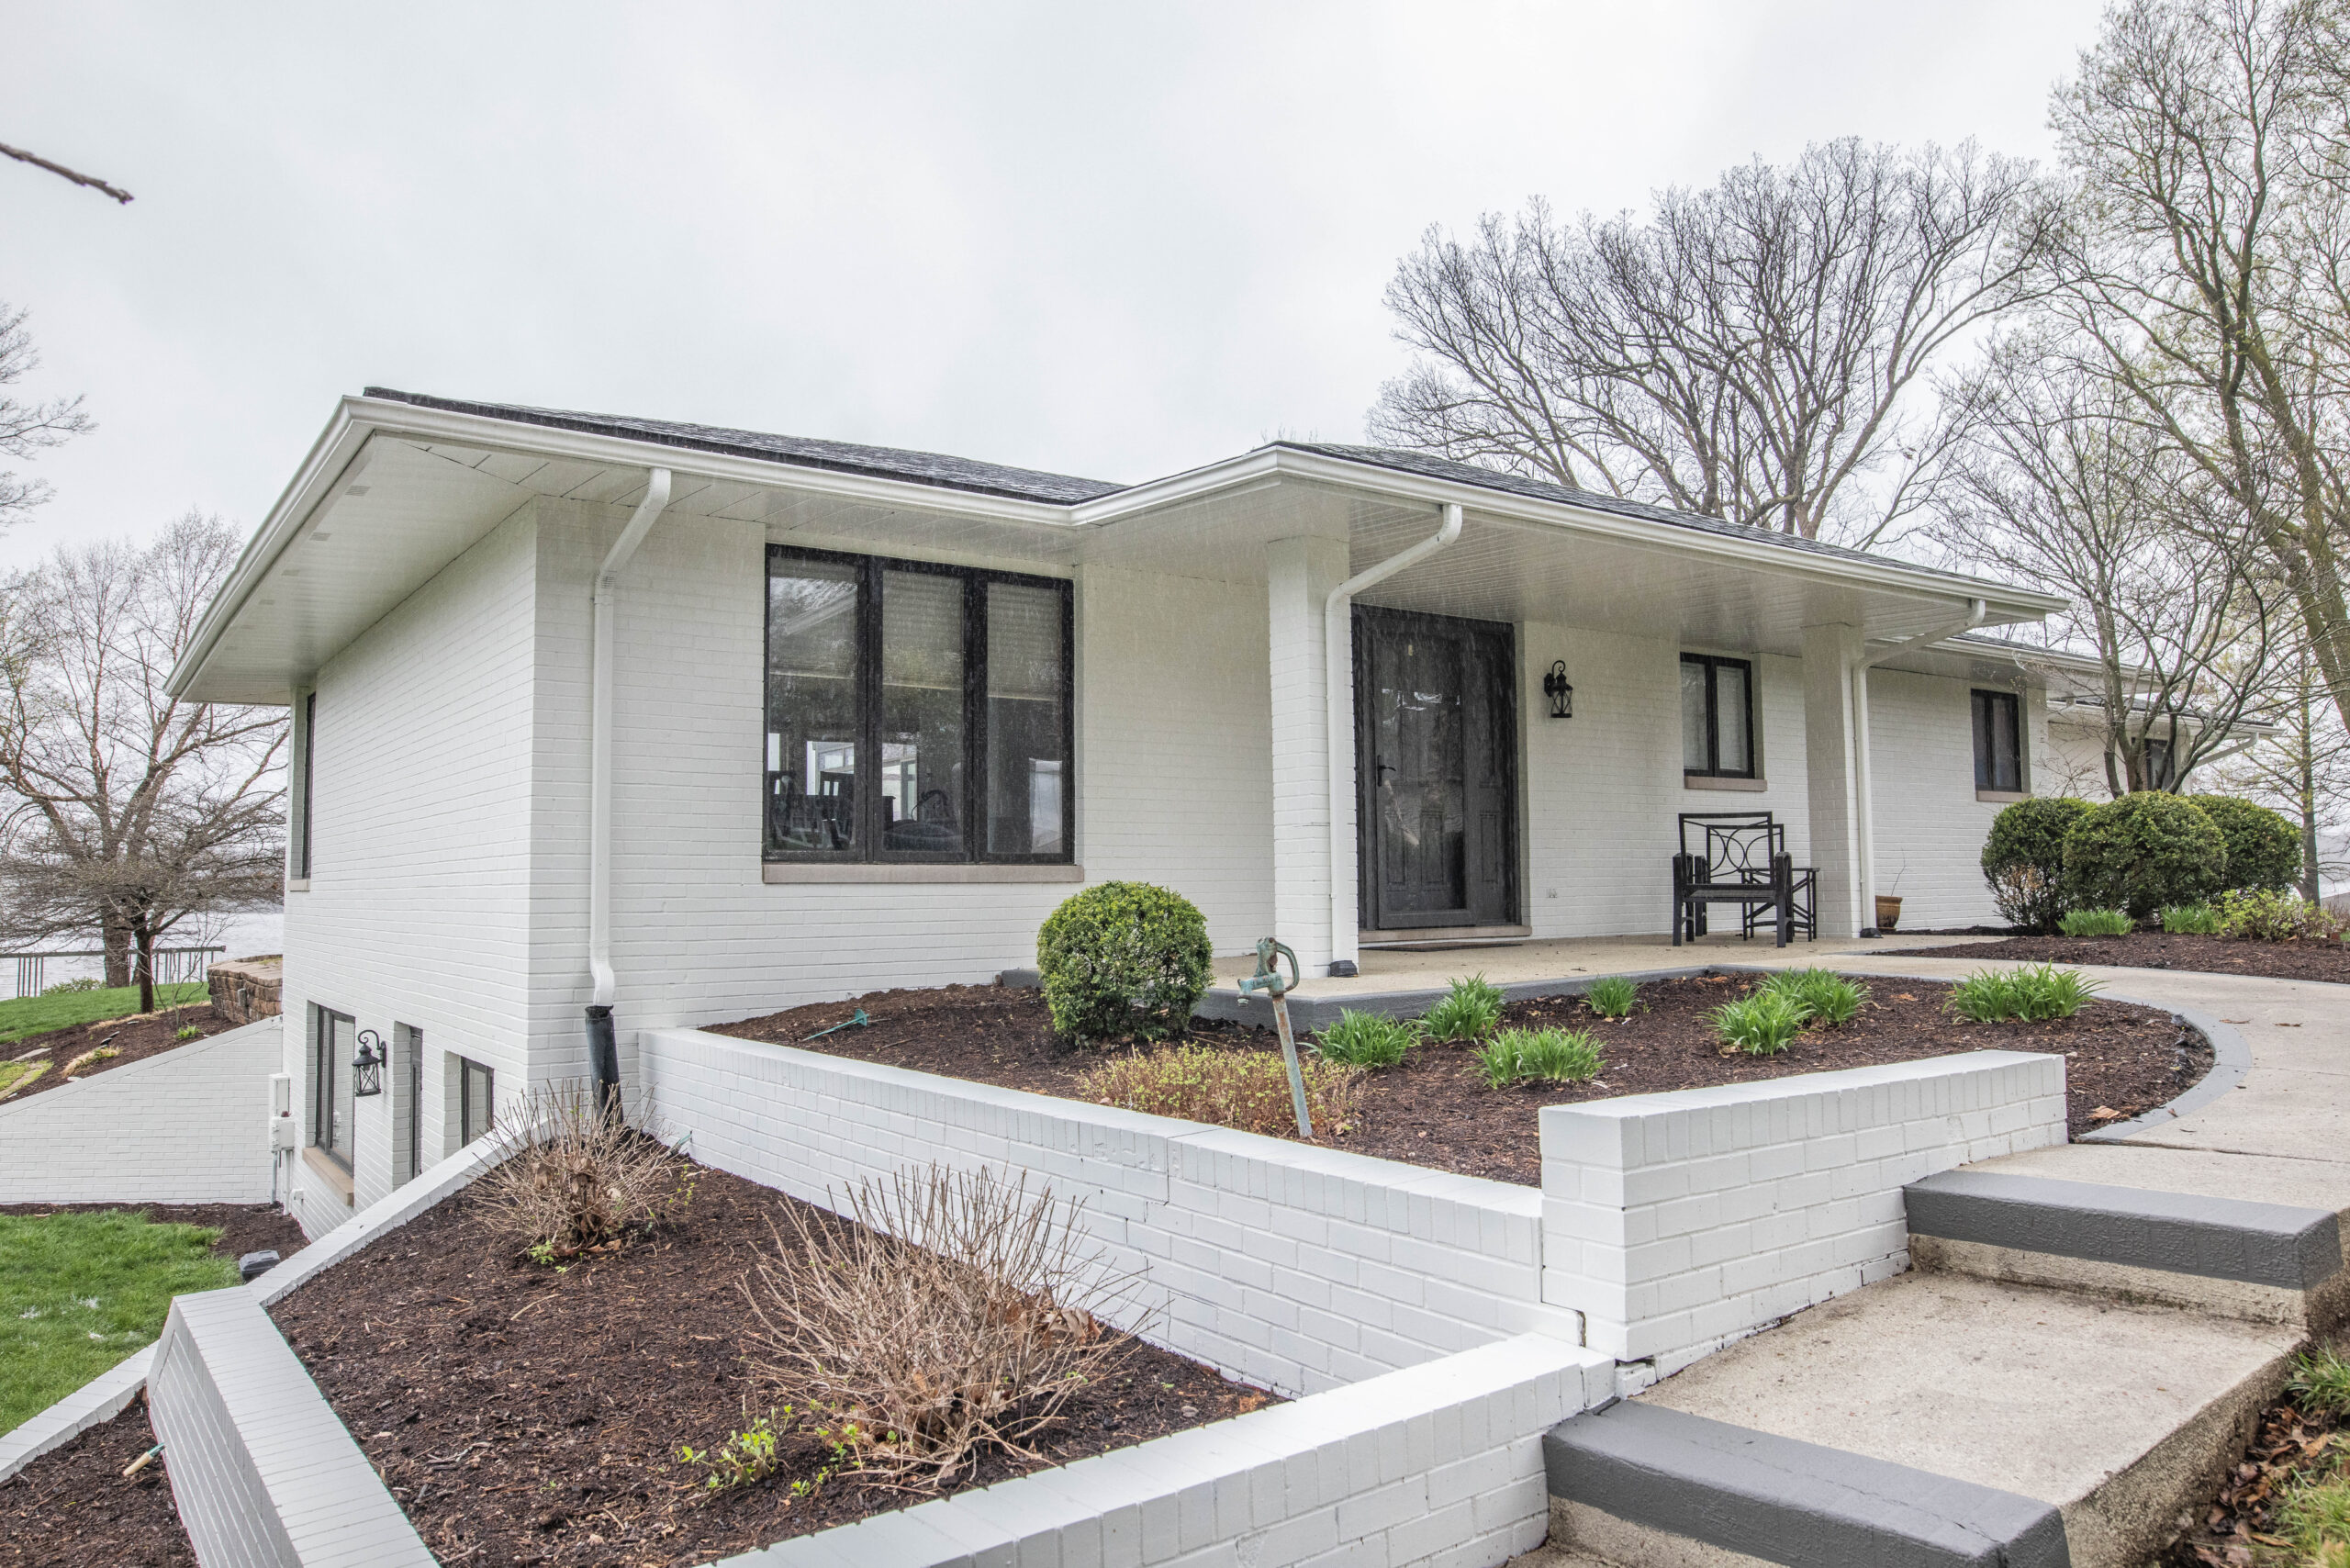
(1542, 660), (1574, 719)
(352, 1029), (385, 1097)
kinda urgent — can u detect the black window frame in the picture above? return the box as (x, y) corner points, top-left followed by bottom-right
(296, 689), (316, 879)
(763, 544), (1075, 866)
(1971, 689), (2024, 793)
(1680, 653), (1758, 779)
(309, 1003), (352, 1170)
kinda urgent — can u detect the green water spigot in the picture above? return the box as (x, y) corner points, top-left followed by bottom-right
(1238, 937), (1300, 1001)
(1238, 936), (1312, 1138)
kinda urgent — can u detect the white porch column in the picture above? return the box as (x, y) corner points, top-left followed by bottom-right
(1801, 622), (1865, 939)
(1267, 535), (1354, 975)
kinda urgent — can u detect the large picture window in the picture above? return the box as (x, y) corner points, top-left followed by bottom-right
(1972, 689), (2023, 793)
(1681, 653), (1755, 778)
(765, 547), (1072, 863)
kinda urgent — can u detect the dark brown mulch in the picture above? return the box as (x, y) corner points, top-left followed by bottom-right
(0, 1397), (191, 1568)
(2159, 1370), (2344, 1565)
(1894, 931), (2350, 985)
(0, 1003), (237, 1103)
(0, 1203), (306, 1267)
(712, 977), (2211, 1188)
(270, 1160), (1274, 1567)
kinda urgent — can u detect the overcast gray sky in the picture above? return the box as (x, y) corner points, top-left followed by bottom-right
(0, 1), (2109, 567)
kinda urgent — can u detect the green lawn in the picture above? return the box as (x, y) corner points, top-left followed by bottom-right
(0, 1210), (239, 1433)
(0, 982), (207, 1047)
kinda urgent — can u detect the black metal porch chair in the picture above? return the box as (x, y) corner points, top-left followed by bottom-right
(1670, 812), (1817, 948)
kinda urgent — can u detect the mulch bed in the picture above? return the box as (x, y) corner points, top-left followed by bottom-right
(0, 1397), (189, 1568)
(0, 1003), (238, 1104)
(271, 1161), (1273, 1567)
(0, 1203), (307, 1267)
(713, 976), (2212, 1188)
(2159, 1372), (2344, 1565)
(1894, 931), (2350, 985)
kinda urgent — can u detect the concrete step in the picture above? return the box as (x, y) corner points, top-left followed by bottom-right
(1581, 1271), (2299, 1568)
(1905, 1168), (2345, 1327)
(1544, 1401), (2065, 1568)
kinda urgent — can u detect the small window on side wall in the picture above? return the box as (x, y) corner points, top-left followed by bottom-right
(1973, 689), (2022, 792)
(458, 1057), (494, 1146)
(1681, 654), (1755, 778)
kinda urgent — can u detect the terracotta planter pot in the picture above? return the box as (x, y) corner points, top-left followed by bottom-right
(1874, 895), (1903, 932)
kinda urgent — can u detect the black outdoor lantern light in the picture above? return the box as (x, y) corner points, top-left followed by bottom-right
(1542, 660), (1573, 719)
(352, 1028), (385, 1097)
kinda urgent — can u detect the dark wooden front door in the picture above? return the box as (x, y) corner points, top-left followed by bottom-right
(1355, 607), (1518, 929)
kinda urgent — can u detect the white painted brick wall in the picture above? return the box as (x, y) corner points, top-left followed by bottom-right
(725, 1332), (1611, 1568)
(639, 1027), (1581, 1397)
(1539, 1049), (2067, 1375)
(0, 1019), (279, 1204)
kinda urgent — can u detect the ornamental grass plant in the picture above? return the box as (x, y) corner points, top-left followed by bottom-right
(2158, 903), (2221, 935)
(2058, 908), (2133, 936)
(1310, 1009), (1417, 1068)
(1757, 969), (1867, 1026)
(1472, 1027), (1604, 1088)
(1584, 976), (1639, 1020)
(1946, 965), (2098, 1023)
(1420, 973), (1505, 1041)
(1708, 991), (1810, 1056)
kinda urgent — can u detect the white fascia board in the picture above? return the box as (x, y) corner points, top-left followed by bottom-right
(1072, 446), (2068, 622)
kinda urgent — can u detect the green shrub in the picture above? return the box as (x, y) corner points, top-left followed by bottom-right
(2214, 888), (2349, 943)
(2062, 792), (2227, 920)
(1981, 797), (2090, 933)
(1035, 882), (1213, 1044)
(1311, 1010), (1418, 1068)
(1473, 1027), (1605, 1088)
(1758, 969), (1867, 1026)
(1584, 977), (1639, 1020)
(2057, 908), (2132, 936)
(1421, 974), (1505, 1042)
(1947, 964), (2099, 1022)
(1709, 991), (1810, 1056)
(2191, 794), (2300, 892)
(2158, 903), (2220, 935)
(39, 977), (102, 995)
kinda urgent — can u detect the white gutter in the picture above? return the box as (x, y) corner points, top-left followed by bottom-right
(589, 467), (674, 1008)
(1323, 503), (1463, 975)
(1852, 598), (1986, 933)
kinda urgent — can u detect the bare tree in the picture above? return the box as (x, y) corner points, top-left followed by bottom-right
(2216, 631), (2350, 895)
(1371, 140), (2051, 544)
(0, 513), (285, 1011)
(2044, 0), (2350, 736)
(1924, 337), (2280, 791)
(0, 140), (133, 204)
(0, 303), (93, 530)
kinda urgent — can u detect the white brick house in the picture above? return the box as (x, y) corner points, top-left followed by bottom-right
(171, 390), (2085, 1235)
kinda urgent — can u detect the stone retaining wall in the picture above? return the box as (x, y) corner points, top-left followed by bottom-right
(207, 957), (283, 1025)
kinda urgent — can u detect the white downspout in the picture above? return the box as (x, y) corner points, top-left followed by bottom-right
(1323, 502), (1464, 976)
(1852, 597), (1986, 934)
(588, 468), (673, 1037)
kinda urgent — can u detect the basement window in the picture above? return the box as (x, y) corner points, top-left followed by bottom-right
(458, 1057), (494, 1147)
(763, 546), (1073, 865)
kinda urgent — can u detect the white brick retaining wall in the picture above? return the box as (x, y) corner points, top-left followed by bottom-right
(1540, 1050), (2067, 1376)
(146, 1287), (434, 1568)
(727, 1332), (1611, 1568)
(640, 1026), (1580, 1397)
(0, 1017), (280, 1204)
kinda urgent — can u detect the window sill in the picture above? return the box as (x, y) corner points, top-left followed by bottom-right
(285, 879), (309, 893)
(1976, 790), (2031, 803)
(301, 1145), (355, 1206)
(1684, 775), (1766, 793)
(763, 861), (1085, 885)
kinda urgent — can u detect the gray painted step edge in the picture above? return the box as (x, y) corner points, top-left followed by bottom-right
(1904, 1170), (2342, 1290)
(1545, 1401), (2070, 1568)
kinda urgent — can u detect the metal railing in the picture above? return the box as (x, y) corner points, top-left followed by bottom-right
(6, 946), (226, 1000)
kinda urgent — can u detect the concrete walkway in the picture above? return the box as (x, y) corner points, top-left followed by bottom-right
(1520, 943), (2350, 1568)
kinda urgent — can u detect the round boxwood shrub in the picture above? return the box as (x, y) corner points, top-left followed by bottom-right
(2190, 794), (2299, 892)
(1980, 797), (2090, 933)
(2062, 792), (2228, 919)
(1036, 881), (1213, 1045)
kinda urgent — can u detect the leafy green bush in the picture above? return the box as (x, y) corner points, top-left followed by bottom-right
(1473, 1027), (1605, 1087)
(1709, 991), (1810, 1056)
(1758, 969), (1867, 1026)
(2191, 794), (2299, 892)
(1947, 965), (2099, 1022)
(1311, 1010), (1418, 1068)
(2062, 792), (2227, 920)
(1035, 882), (1213, 1044)
(2214, 888), (2349, 943)
(1584, 976), (1639, 1020)
(2058, 908), (2132, 936)
(1420, 974), (1505, 1041)
(39, 978), (102, 995)
(1981, 797), (2091, 933)
(2158, 904), (2220, 935)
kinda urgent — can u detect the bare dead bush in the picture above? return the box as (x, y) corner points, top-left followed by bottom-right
(742, 1164), (1145, 1488)
(471, 1080), (691, 1260)
(1078, 1045), (1365, 1138)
